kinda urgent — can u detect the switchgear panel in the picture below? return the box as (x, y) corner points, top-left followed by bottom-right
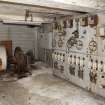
(38, 13), (105, 98)
(52, 50), (67, 79)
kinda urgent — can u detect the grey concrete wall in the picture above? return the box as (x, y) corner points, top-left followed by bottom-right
(0, 23), (38, 57)
(9, 25), (35, 53)
(0, 23), (10, 41)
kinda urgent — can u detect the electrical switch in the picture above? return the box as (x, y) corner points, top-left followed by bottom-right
(72, 56), (75, 64)
(80, 58), (83, 66)
(58, 53), (60, 61)
(63, 54), (65, 62)
(98, 61), (103, 71)
(52, 53), (54, 59)
(74, 56), (76, 64)
(76, 57), (79, 65)
(70, 55), (72, 64)
(61, 54), (63, 62)
(93, 61), (97, 70)
(55, 53), (57, 60)
(68, 56), (70, 63)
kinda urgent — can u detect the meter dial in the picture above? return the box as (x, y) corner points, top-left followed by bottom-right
(76, 40), (83, 50)
(89, 40), (97, 52)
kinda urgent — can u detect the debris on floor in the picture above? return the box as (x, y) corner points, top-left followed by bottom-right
(0, 62), (105, 105)
(0, 62), (49, 81)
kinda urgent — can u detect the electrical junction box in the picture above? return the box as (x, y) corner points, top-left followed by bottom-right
(38, 13), (105, 98)
(80, 17), (88, 27)
(88, 15), (98, 27)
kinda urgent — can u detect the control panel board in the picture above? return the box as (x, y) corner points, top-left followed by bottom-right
(52, 13), (105, 98)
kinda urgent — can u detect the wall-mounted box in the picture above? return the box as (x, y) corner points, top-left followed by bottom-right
(88, 15), (98, 27)
(80, 17), (88, 26)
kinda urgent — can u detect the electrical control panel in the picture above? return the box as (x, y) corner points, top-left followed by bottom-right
(66, 52), (88, 88)
(51, 13), (105, 98)
(38, 13), (105, 98)
(52, 50), (67, 79)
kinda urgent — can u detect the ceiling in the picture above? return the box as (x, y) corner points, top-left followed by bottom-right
(0, 3), (82, 17)
(1, 0), (104, 12)
(0, 0), (104, 24)
(0, 2), (83, 23)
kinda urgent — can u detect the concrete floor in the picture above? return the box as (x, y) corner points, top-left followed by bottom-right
(0, 62), (105, 105)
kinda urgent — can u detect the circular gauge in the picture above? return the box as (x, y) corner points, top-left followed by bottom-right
(89, 40), (97, 52)
(76, 40), (83, 50)
(66, 37), (76, 49)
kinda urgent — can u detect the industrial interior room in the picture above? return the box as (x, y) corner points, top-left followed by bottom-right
(0, 0), (105, 105)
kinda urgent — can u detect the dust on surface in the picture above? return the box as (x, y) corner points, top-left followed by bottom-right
(0, 62), (105, 105)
